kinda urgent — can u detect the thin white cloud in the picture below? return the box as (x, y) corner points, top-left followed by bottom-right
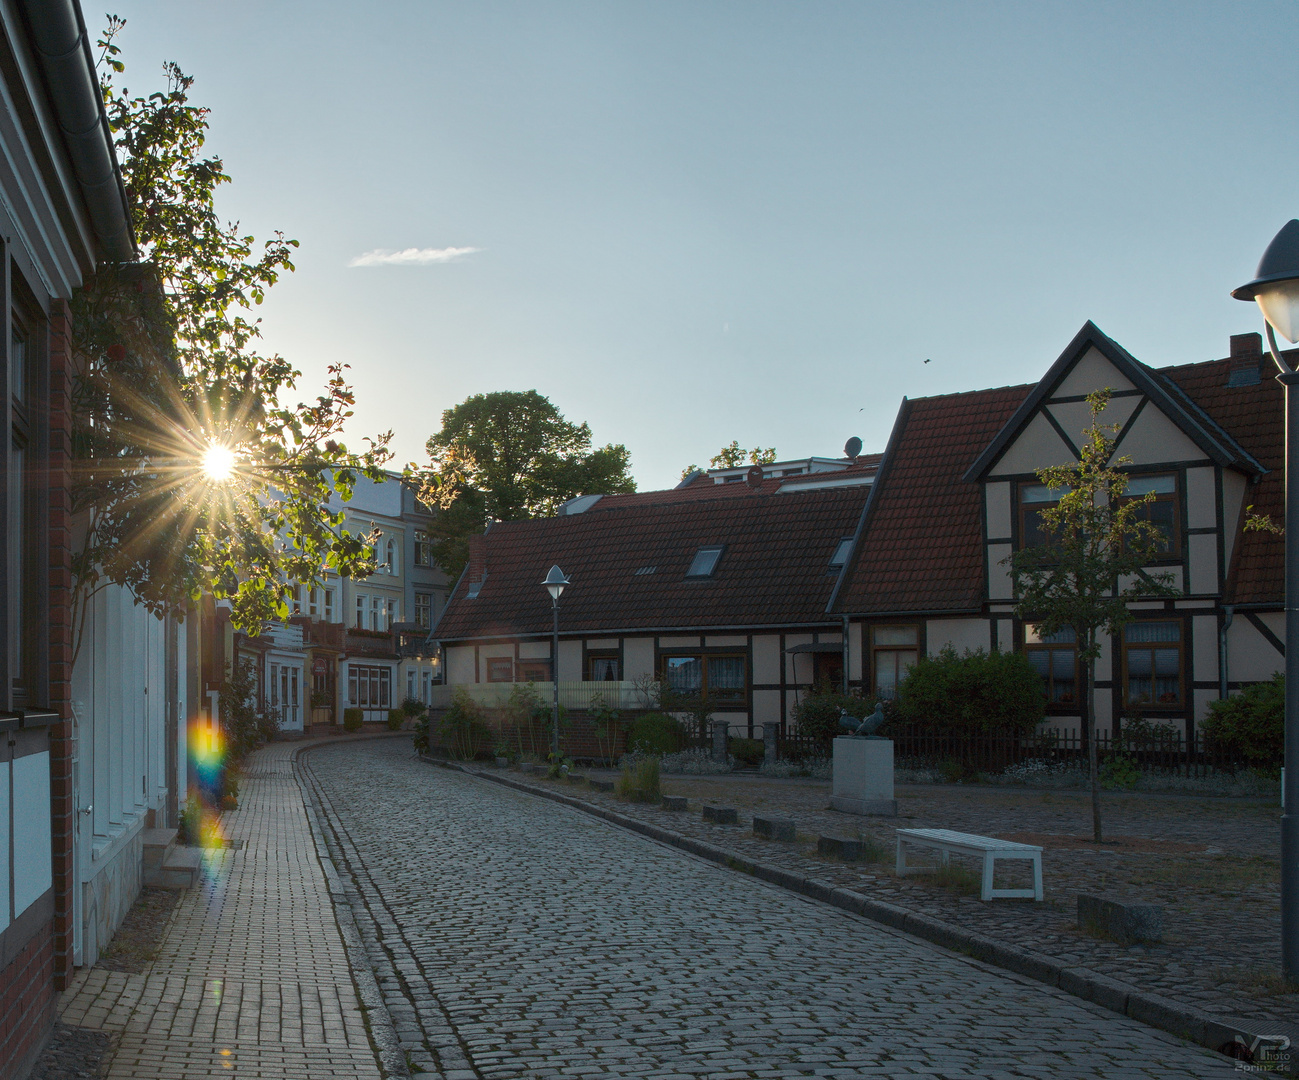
(348, 246), (481, 267)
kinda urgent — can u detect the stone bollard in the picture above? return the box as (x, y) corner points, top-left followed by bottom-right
(817, 835), (864, 861)
(711, 719), (730, 763)
(661, 795), (688, 811)
(762, 723), (779, 766)
(702, 805), (738, 824)
(753, 816), (796, 842)
(1077, 894), (1164, 945)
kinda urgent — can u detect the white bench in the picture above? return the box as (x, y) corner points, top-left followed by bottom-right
(895, 828), (1043, 902)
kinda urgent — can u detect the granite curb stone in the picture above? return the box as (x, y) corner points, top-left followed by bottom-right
(443, 756), (1286, 1072)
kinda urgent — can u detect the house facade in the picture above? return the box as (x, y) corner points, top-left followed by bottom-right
(430, 461), (879, 734)
(430, 324), (1283, 749)
(830, 322), (1282, 744)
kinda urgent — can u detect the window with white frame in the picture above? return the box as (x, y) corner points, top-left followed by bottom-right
(414, 530), (432, 566)
(370, 596), (382, 631)
(355, 594), (366, 628)
(386, 537), (397, 575)
(307, 587), (320, 618)
(407, 669), (415, 701)
(348, 665), (391, 708)
(415, 592), (432, 629)
(386, 598), (398, 628)
(324, 588), (336, 623)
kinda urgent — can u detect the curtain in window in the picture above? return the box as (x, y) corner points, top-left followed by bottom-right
(707, 656), (745, 694)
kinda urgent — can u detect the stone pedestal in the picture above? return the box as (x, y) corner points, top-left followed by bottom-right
(761, 723), (779, 765)
(711, 719), (730, 763)
(830, 736), (897, 816)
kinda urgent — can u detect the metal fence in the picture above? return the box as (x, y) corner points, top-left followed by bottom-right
(778, 725), (1255, 778)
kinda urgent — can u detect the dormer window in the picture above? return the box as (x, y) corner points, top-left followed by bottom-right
(686, 546), (724, 578)
(829, 538), (854, 568)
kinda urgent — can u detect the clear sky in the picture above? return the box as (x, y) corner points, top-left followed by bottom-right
(105, 1), (1299, 492)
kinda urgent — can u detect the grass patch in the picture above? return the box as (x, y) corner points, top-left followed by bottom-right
(917, 863), (982, 896)
(1127, 854), (1278, 895)
(616, 755), (661, 802)
(1205, 963), (1299, 998)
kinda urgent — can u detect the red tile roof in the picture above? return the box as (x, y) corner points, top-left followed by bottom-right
(832, 384), (1032, 615)
(1157, 356), (1283, 605)
(434, 485), (870, 641)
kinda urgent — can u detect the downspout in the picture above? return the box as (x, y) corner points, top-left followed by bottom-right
(841, 615), (849, 695)
(1220, 605), (1234, 701)
(17, 0), (136, 262)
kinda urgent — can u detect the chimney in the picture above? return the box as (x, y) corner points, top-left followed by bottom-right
(467, 533), (486, 587)
(1227, 332), (1265, 387)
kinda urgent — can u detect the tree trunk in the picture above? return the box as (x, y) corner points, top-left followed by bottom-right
(1085, 650), (1103, 843)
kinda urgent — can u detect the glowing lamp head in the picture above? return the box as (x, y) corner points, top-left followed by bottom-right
(542, 564), (569, 602)
(202, 443), (237, 483)
(1233, 219), (1299, 343)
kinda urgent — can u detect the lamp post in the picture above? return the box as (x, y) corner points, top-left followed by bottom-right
(542, 565), (569, 759)
(1233, 219), (1299, 984)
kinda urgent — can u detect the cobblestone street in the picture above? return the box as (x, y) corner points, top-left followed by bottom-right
(304, 739), (1240, 1078)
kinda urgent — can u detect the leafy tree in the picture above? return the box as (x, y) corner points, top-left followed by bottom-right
(414, 390), (634, 577)
(69, 18), (390, 646)
(1008, 389), (1178, 842)
(681, 441), (778, 478)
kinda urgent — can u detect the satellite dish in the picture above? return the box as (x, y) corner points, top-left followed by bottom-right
(745, 465), (764, 489)
(844, 436), (863, 462)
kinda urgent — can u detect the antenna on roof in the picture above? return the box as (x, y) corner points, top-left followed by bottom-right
(745, 465), (764, 489)
(844, 436), (862, 463)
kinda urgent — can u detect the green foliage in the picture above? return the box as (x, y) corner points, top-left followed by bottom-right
(438, 687), (494, 760)
(792, 690), (872, 744)
(219, 660), (277, 759)
(412, 713), (432, 754)
(412, 390), (635, 577)
(342, 707), (362, 732)
(729, 737), (765, 768)
(895, 646), (1045, 733)
(1204, 673), (1284, 769)
(1100, 754), (1140, 790)
(710, 441), (778, 468)
(658, 684), (714, 743)
(401, 696), (426, 717)
(70, 19), (391, 637)
(589, 694), (622, 767)
(617, 754), (661, 801)
(546, 751), (574, 779)
(177, 793), (202, 845)
(386, 708), (405, 731)
(627, 712), (684, 755)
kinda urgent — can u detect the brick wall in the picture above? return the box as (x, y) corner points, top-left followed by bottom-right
(0, 927), (55, 1080)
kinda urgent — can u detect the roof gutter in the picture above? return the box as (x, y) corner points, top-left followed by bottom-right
(18, 0), (136, 263)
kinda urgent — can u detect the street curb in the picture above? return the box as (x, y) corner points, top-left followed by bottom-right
(440, 758), (1284, 1072)
(291, 735), (411, 1079)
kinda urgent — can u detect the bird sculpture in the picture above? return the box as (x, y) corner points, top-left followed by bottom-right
(838, 702), (886, 738)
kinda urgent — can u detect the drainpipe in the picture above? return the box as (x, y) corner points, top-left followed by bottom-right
(17, 0), (135, 262)
(1220, 605), (1234, 702)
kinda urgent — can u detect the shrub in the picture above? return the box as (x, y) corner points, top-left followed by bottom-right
(617, 753), (661, 801)
(895, 646), (1045, 733)
(590, 694), (622, 766)
(219, 660), (278, 758)
(1203, 673), (1284, 770)
(177, 794), (202, 845)
(729, 737), (764, 768)
(412, 714), (432, 754)
(401, 695), (426, 717)
(386, 708), (405, 731)
(439, 687), (494, 760)
(627, 712), (684, 755)
(792, 690), (873, 745)
(342, 707), (362, 732)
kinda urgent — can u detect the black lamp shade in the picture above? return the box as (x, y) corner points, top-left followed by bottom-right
(1232, 219), (1299, 301)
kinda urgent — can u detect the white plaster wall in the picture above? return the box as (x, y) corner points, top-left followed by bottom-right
(623, 638), (655, 680)
(586, 638), (618, 649)
(1228, 617), (1285, 684)
(518, 641), (550, 659)
(12, 752), (51, 915)
(752, 689), (781, 726)
(987, 543), (1013, 600)
(479, 644), (514, 659)
(784, 635), (812, 682)
(989, 412), (1075, 476)
(1188, 534), (1218, 595)
(1054, 347), (1137, 397)
(446, 646), (476, 685)
(996, 619), (1014, 652)
(985, 482), (1011, 537)
(1113, 407), (1204, 466)
(705, 635), (747, 647)
(1192, 615), (1219, 688)
(558, 640), (583, 681)
(659, 635), (700, 648)
(1222, 470), (1249, 567)
(1185, 467), (1216, 530)
(752, 635), (781, 684)
(848, 622), (863, 681)
(925, 619), (988, 656)
(1048, 395), (1139, 448)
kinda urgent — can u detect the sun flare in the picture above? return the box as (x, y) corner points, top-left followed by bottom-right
(202, 443), (237, 483)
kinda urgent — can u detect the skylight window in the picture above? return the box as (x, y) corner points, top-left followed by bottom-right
(830, 538), (854, 568)
(634, 566), (658, 576)
(686, 546), (724, 578)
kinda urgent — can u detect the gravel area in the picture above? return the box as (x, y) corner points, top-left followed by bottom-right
(93, 886), (181, 974)
(503, 763), (1295, 1034)
(29, 1021), (112, 1080)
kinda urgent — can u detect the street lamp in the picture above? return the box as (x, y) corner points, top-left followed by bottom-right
(542, 565), (569, 759)
(1233, 218), (1299, 984)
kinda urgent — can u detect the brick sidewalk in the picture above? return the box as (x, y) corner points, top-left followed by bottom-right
(57, 738), (392, 1079)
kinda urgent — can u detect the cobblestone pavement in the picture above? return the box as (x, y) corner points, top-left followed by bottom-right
(58, 739), (389, 1079)
(303, 739), (1242, 1079)
(508, 767), (1294, 1034)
